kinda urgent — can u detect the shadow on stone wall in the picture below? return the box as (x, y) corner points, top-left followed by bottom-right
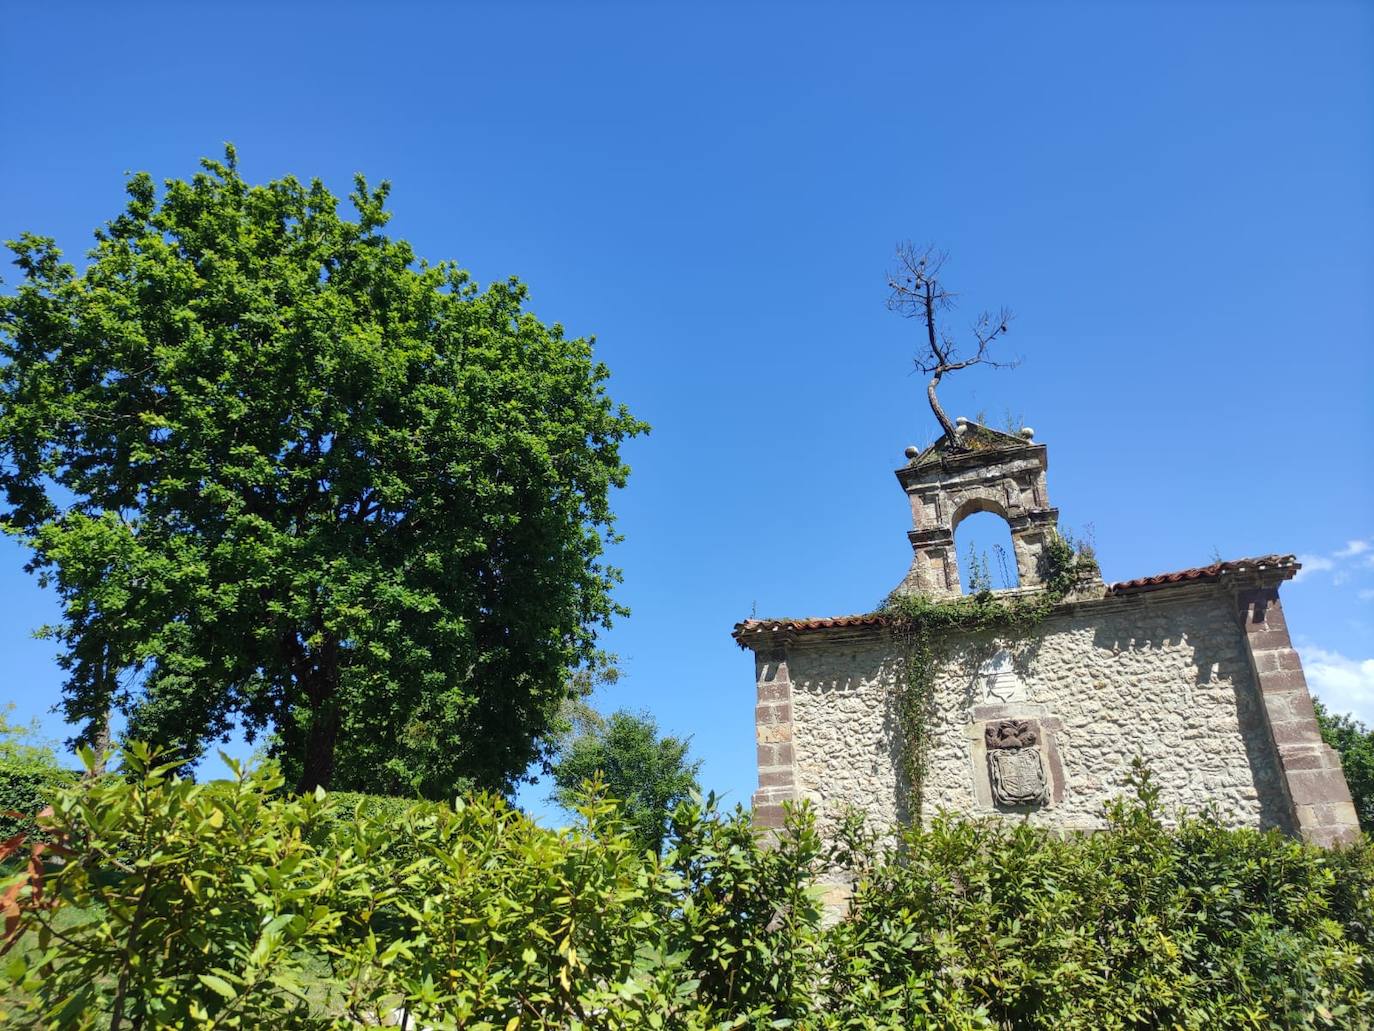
(871, 652), (912, 828)
(1090, 619), (1291, 832)
(1231, 669), (1295, 833)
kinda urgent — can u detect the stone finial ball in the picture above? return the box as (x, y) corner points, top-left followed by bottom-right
(904, 445), (919, 459)
(1020, 427), (1035, 440)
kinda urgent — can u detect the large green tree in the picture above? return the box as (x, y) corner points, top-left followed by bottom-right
(0, 149), (646, 797)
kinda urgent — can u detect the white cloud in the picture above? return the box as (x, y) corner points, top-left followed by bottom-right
(1302, 645), (1374, 727)
(1292, 537), (1374, 584)
(1359, 589), (1374, 602)
(1294, 554), (1335, 582)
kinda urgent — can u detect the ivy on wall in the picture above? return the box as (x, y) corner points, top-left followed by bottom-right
(881, 532), (1090, 819)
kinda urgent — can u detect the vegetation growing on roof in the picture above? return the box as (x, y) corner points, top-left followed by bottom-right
(907, 421), (1031, 469)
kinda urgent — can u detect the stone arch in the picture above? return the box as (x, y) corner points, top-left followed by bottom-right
(950, 494), (1013, 532)
(893, 431), (1060, 598)
(954, 508), (1021, 592)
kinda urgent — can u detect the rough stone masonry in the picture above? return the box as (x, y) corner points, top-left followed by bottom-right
(733, 420), (1360, 876)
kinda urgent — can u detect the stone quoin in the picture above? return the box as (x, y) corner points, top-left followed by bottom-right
(734, 421), (1359, 908)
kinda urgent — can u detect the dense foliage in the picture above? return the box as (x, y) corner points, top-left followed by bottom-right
(3, 746), (1370, 1029)
(1317, 699), (1374, 834)
(0, 150), (646, 796)
(0, 708), (76, 843)
(551, 708), (701, 855)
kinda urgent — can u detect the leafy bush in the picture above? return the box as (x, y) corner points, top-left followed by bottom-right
(1, 744), (345, 1028)
(1, 747), (1370, 1029)
(823, 764), (1374, 1029)
(0, 708), (78, 845)
(1317, 699), (1374, 834)
(318, 789), (448, 868)
(0, 757), (77, 847)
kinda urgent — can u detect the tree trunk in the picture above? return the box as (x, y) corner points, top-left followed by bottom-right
(87, 646), (114, 777)
(927, 371), (961, 448)
(295, 700), (340, 794)
(293, 634), (342, 794)
(89, 706), (113, 777)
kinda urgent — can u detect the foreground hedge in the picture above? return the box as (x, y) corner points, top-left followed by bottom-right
(0, 755), (78, 843)
(1, 746), (1370, 1029)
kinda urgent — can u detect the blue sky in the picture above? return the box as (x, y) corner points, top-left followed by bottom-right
(2, 1), (1371, 817)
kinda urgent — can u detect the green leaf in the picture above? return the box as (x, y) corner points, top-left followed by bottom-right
(197, 973), (237, 1000)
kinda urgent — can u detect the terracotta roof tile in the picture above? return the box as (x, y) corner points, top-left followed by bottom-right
(1107, 554), (1298, 594)
(733, 555), (1299, 644)
(732, 613), (888, 640)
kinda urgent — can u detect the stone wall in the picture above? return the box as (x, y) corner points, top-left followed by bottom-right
(744, 428), (1358, 867)
(766, 587), (1290, 841)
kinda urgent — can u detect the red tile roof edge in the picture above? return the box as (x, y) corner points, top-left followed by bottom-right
(732, 554), (1299, 641)
(732, 612), (888, 637)
(1107, 553), (1298, 593)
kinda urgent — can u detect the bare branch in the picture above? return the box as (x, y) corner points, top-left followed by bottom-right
(887, 245), (1020, 448)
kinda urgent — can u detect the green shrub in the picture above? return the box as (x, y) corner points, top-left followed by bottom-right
(0, 757), (77, 845)
(0, 709), (80, 846)
(823, 764), (1374, 1029)
(1, 748), (1370, 1029)
(316, 789), (446, 868)
(1, 744), (344, 1028)
(1316, 700), (1374, 834)
(315, 779), (825, 1027)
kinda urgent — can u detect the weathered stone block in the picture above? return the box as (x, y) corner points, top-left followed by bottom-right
(1301, 822), (1362, 848)
(758, 769), (794, 788)
(1246, 629), (1293, 652)
(1269, 720), (1322, 746)
(1256, 649), (1304, 674)
(1257, 670), (1308, 695)
(1277, 747), (1331, 771)
(756, 702), (793, 725)
(1313, 800), (1359, 827)
(757, 742), (794, 768)
(756, 722), (793, 744)
(1287, 768), (1354, 806)
(753, 804), (785, 829)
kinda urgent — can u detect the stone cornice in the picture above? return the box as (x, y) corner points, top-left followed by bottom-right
(896, 441), (1046, 490)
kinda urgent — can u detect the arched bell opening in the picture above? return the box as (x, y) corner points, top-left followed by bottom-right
(954, 509), (1021, 593)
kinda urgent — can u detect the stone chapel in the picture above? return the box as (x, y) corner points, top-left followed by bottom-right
(733, 419), (1360, 857)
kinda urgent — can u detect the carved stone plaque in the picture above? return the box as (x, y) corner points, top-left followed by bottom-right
(984, 719), (1048, 806)
(978, 649), (1028, 703)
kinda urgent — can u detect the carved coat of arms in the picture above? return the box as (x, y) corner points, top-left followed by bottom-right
(984, 719), (1049, 807)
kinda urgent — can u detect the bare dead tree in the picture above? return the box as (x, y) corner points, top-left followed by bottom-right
(886, 244), (1018, 449)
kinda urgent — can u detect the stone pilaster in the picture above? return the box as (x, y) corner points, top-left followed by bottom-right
(1233, 586), (1360, 847)
(752, 644), (797, 830)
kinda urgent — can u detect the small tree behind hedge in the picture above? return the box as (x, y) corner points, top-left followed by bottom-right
(550, 708), (701, 855)
(1317, 699), (1374, 834)
(0, 707), (77, 845)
